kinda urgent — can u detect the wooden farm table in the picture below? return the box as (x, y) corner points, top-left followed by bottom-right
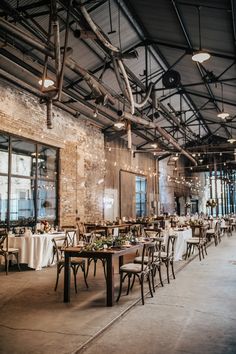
(63, 244), (141, 306)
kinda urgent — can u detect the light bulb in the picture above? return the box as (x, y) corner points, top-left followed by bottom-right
(217, 111), (229, 119)
(192, 51), (211, 63)
(114, 121), (125, 129)
(38, 78), (54, 88)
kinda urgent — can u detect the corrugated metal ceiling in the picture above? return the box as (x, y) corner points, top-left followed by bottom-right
(0, 0), (236, 166)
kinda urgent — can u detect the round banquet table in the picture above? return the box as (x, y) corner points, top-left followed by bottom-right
(173, 228), (192, 261)
(7, 232), (65, 270)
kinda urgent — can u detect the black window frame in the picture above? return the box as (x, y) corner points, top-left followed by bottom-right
(0, 131), (59, 230)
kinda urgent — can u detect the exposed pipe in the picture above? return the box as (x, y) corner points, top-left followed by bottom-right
(79, 2), (153, 113)
(0, 16), (196, 163)
(58, 0), (72, 101)
(0, 18), (53, 57)
(134, 82), (154, 109)
(46, 99), (53, 129)
(67, 58), (115, 105)
(80, 2), (119, 53)
(73, 29), (97, 40)
(127, 121), (132, 149)
(51, 0), (61, 86)
(0, 18), (115, 106)
(117, 58), (134, 114)
(112, 57), (129, 100)
(118, 110), (197, 165)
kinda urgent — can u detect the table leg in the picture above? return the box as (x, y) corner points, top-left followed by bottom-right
(119, 255), (124, 271)
(106, 255), (114, 306)
(64, 253), (70, 303)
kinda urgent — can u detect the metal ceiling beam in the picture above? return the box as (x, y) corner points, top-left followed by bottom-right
(146, 38), (236, 61)
(118, 0), (210, 136)
(171, 0), (221, 117)
(0, 0), (50, 44)
(230, 0), (236, 55)
(186, 90), (236, 108)
(154, 77), (236, 91)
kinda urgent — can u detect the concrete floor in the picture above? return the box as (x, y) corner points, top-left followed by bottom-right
(0, 234), (236, 354)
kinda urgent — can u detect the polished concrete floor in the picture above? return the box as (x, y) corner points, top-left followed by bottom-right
(1, 234), (236, 354)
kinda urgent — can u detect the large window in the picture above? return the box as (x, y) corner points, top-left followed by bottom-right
(0, 132), (58, 228)
(136, 176), (147, 217)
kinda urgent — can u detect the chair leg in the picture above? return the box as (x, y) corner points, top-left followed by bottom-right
(158, 265), (164, 287)
(201, 245), (204, 259)
(116, 272), (124, 302)
(102, 259), (107, 280)
(214, 235), (218, 246)
(130, 274), (136, 290)
(5, 255), (9, 275)
(54, 264), (61, 291)
(81, 264), (89, 288)
(75, 263), (89, 289)
(151, 268), (155, 292)
(15, 253), (21, 272)
(188, 244), (193, 258)
(141, 274), (145, 305)
(126, 274), (131, 295)
(171, 260), (175, 279)
(198, 246), (201, 261)
(148, 273), (153, 298)
(202, 244), (206, 258)
(93, 259), (97, 276)
(204, 243), (207, 255)
(51, 247), (56, 264)
(86, 258), (92, 278)
(166, 260), (170, 283)
(185, 244), (190, 260)
(185, 245), (189, 260)
(72, 266), (78, 293)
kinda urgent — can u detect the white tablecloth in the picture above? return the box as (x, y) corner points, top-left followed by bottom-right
(7, 233), (65, 270)
(173, 229), (192, 261)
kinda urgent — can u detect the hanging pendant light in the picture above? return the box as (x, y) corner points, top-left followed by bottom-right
(192, 6), (211, 64)
(227, 122), (236, 143)
(114, 120), (125, 129)
(38, 78), (54, 88)
(217, 83), (229, 119)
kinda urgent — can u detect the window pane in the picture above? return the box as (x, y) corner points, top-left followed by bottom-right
(37, 180), (56, 222)
(0, 175), (8, 226)
(38, 145), (57, 180)
(141, 181), (146, 192)
(136, 176), (147, 217)
(0, 134), (9, 173)
(10, 177), (35, 225)
(140, 194), (146, 202)
(11, 138), (36, 177)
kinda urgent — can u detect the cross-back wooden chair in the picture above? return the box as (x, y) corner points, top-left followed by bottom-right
(0, 229), (21, 275)
(52, 235), (88, 292)
(116, 242), (155, 305)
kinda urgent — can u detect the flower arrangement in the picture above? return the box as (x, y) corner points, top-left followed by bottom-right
(40, 220), (51, 233)
(189, 219), (204, 226)
(206, 199), (217, 208)
(83, 235), (128, 251)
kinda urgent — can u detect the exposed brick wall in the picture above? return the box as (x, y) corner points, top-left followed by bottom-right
(0, 79), (104, 225)
(1, 79), (190, 223)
